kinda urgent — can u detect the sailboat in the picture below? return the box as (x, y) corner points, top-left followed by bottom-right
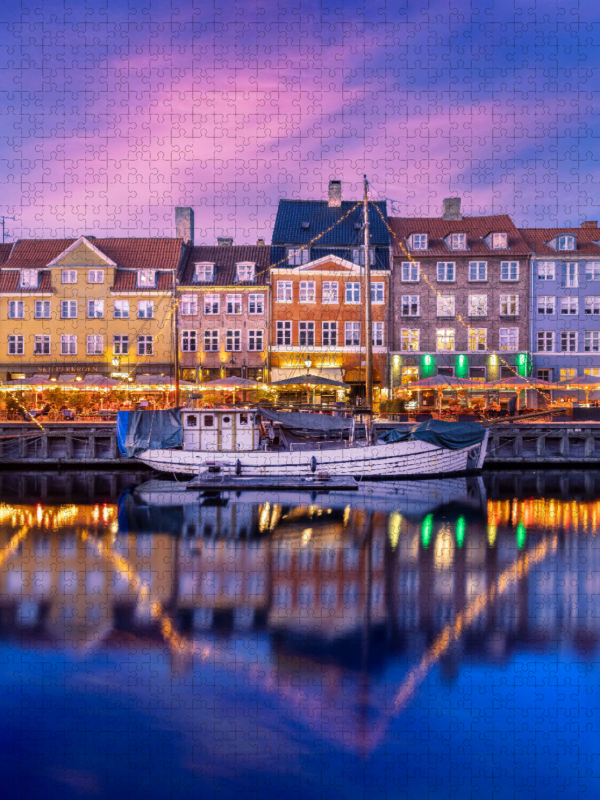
(130, 177), (489, 479)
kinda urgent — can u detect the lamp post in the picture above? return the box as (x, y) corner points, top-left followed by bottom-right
(304, 358), (312, 405)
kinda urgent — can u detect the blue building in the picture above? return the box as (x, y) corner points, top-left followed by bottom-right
(521, 223), (600, 384)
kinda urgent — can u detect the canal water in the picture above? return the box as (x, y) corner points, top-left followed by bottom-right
(0, 469), (599, 799)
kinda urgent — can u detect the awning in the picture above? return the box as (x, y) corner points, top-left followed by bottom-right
(269, 367), (345, 384)
(344, 367), (381, 384)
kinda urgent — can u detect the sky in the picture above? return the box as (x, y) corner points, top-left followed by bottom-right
(1, 0), (599, 244)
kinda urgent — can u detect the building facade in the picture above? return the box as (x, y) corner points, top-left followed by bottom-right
(0, 236), (184, 380)
(388, 200), (532, 390)
(177, 243), (271, 383)
(519, 223), (600, 382)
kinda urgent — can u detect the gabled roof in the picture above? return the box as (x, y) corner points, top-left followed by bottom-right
(518, 227), (600, 257)
(272, 200), (390, 246)
(179, 245), (272, 287)
(389, 215), (531, 257)
(0, 270), (54, 294)
(47, 236), (118, 266)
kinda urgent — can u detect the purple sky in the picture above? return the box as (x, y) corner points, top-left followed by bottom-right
(1, 0), (599, 244)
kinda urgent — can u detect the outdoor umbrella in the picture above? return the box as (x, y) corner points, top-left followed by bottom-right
(270, 374), (349, 388)
(406, 375), (479, 413)
(2, 375), (53, 388)
(193, 375), (265, 404)
(558, 373), (600, 404)
(486, 375), (558, 390)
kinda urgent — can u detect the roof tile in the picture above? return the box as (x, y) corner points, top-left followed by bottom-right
(518, 227), (600, 256)
(272, 200), (390, 246)
(179, 245), (272, 287)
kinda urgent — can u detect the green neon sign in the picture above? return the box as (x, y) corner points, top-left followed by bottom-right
(421, 514), (434, 547)
(456, 516), (466, 548)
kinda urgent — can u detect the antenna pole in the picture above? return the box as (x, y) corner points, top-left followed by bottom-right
(363, 176), (373, 422)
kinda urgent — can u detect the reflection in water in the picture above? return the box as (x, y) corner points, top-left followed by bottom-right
(0, 471), (599, 798)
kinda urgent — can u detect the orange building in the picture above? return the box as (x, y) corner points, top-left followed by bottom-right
(269, 255), (389, 401)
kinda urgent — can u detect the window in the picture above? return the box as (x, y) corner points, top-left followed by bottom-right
(248, 294), (264, 314)
(469, 367), (486, 381)
(345, 322), (361, 346)
(345, 282), (361, 303)
(287, 248), (309, 266)
(437, 262), (455, 281)
(537, 369), (552, 382)
(194, 263), (214, 282)
(537, 296), (555, 315)
(561, 331), (577, 352)
(181, 330), (197, 352)
(322, 321), (337, 346)
(34, 300), (50, 319)
(499, 328), (518, 351)
(584, 368), (600, 377)
(299, 321), (315, 346)
(469, 261), (487, 281)
(87, 300), (104, 319)
(235, 262), (255, 282)
(299, 281), (316, 302)
(372, 321), (384, 346)
(226, 294), (242, 314)
(61, 269), (77, 284)
(400, 329), (419, 351)
(86, 335), (103, 355)
(248, 330), (264, 351)
(411, 234), (428, 250)
(20, 269), (38, 288)
(560, 297), (578, 315)
(560, 368), (577, 382)
(113, 334), (129, 355)
(180, 295), (197, 315)
(204, 294), (220, 314)
(585, 296), (600, 315)
(538, 261), (556, 280)
(449, 232), (467, 250)
(557, 234), (576, 251)
(60, 335), (77, 355)
(584, 331), (600, 352)
(137, 335), (153, 355)
(33, 335), (50, 354)
(225, 330), (241, 351)
(322, 281), (338, 303)
(401, 295), (419, 316)
(88, 269), (104, 284)
(204, 330), (219, 351)
(468, 328), (487, 351)
(585, 262), (600, 280)
(537, 331), (554, 352)
(401, 262), (420, 282)
(500, 261), (519, 281)
(8, 301), (24, 319)
(277, 281), (293, 303)
(436, 329), (455, 351)
(468, 295), (487, 316)
(137, 270), (156, 288)
(491, 232), (508, 250)
(113, 300), (129, 319)
(276, 321), (291, 346)
(138, 300), (154, 319)
(437, 295), (455, 317)
(500, 295), (518, 315)
(560, 262), (578, 288)
(352, 248), (376, 266)
(8, 335), (24, 355)
(371, 282), (385, 304)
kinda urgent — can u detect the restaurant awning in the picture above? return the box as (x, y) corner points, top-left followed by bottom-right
(270, 374), (349, 389)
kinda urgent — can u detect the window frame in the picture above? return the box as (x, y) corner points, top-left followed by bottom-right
(299, 281), (316, 303)
(113, 300), (130, 319)
(468, 328), (487, 352)
(60, 334), (77, 355)
(137, 300), (154, 319)
(225, 329), (242, 352)
(61, 269), (77, 284)
(298, 321), (315, 347)
(400, 329), (419, 352)
(499, 327), (519, 351)
(8, 334), (24, 355)
(344, 321), (361, 346)
(87, 269), (104, 284)
(276, 320), (292, 346)
(137, 269), (156, 288)
(181, 330), (198, 352)
(137, 334), (154, 356)
(248, 329), (264, 352)
(500, 261), (519, 281)
(194, 263), (215, 283)
(401, 261), (420, 282)
(113, 334), (129, 355)
(203, 330), (219, 352)
(87, 299), (104, 319)
(276, 281), (293, 303)
(401, 294), (420, 317)
(436, 328), (455, 352)
(468, 261), (487, 282)
(248, 293), (264, 314)
(437, 262), (455, 282)
(226, 293), (242, 315)
(537, 331), (554, 352)
(468, 294), (487, 316)
(345, 282), (361, 304)
(322, 321), (338, 347)
(86, 334), (104, 356)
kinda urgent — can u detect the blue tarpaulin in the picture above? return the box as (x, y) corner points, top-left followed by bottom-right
(116, 410), (130, 456)
(117, 409), (182, 457)
(379, 419), (486, 450)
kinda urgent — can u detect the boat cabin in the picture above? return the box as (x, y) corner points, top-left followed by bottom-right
(182, 408), (261, 452)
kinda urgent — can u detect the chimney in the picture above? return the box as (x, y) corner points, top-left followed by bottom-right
(442, 197), (462, 221)
(582, 221), (598, 229)
(175, 207), (194, 245)
(256, 237), (265, 246)
(328, 180), (342, 208)
(217, 237), (233, 246)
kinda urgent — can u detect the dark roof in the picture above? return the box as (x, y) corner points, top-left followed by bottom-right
(2, 237), (184, 270)
(518, 227), (600, 256)
(110, 270), (174, 292)
(272, 200), (390, 246)
(0, 243), (13, 265)
(0, 270), (54, 293)
(179, 245), (272, 287)
(389, 215), (531, 257)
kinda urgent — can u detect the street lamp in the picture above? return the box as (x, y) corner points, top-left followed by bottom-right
(304, 357), (312, 372)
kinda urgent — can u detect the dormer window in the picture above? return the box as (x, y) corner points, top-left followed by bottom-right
(137, 270), (156, 288)
(557, 234), (576, 251)
(194, 263), (215, 282)
(449, 233), (467, 250)
(491, 232), (508, 250)
(235, 262), (255, 282)
(411, 234), (428, 250)
(20, 269), (38, 289)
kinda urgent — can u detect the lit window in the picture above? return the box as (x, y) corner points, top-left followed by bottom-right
(400, 329), (419, 351)
(181, 330), (197, 352)
(537, 332), (554, 352)
(204, 294), (220, 314)
(437, 262), (455, 281)
(299, 321), (315, 346)
(248, 294), (264, 314)
(401, 262), (419, 282)
(436, 329), (455, 351)
(345, 322), (361, 346)
(537, 296), (555, 315)
(137, 300), (154, 319)
(61, 335), (77, 355)
(299, 281), (316, 302)
(277, 281), (293, 303)
(137, 270), (156, 288)
(437, 295), (455, 317)
(468, 295), (487, 316)
(537, 262), (555, 280)
(88, 269), (104, 284)
(194, 263), (214, 282)
(500, 261), (519, 281)
(560, 368), (576, 382)
(235, 262), (255, 282)
(225, 330), (241, 351)
(499, 328), (518, 351)
(322, 321), (337, 346)
(345, 282), (361, 303)
(560, 331), (577, 352)
(86, 335), (104, 355)
(468, 329), (487, 351)
(500, 295), (518, 315)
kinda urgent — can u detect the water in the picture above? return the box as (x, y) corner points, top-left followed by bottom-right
(0, 469), (599, 799)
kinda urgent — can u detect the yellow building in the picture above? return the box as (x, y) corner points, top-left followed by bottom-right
(0, 236), (185, 380)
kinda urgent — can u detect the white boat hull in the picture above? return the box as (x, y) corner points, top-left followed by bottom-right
(136, 430), (488, 479)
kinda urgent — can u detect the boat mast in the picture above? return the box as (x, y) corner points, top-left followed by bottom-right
(363, 175), (373, 413)
(172, 269), (181, 407)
